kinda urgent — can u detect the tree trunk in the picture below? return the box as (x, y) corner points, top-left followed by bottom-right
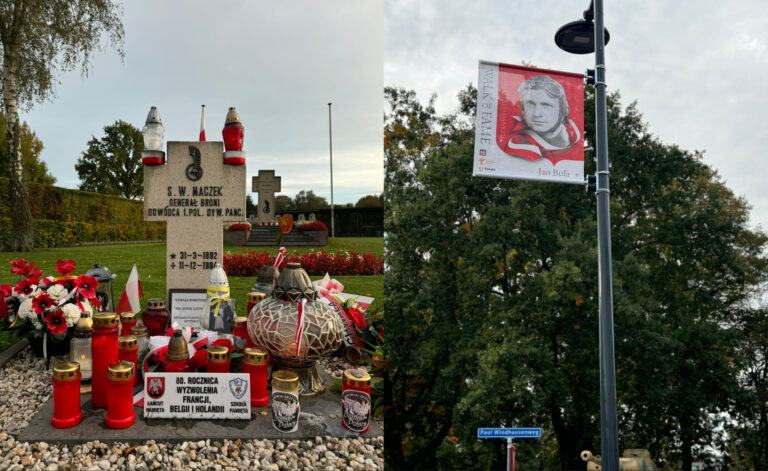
(681, 432), (693, 471)
(2, 57), (34, 251)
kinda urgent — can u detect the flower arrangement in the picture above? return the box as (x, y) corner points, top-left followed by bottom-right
(1, 259), (99, 340)
(298, 221), (328, 232)
(226, 222), (251, 232)
(223, 249), (383, 277)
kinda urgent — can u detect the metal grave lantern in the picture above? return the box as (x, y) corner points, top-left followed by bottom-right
(86, 264), (116, 312)
(250, 265), (279, 299)
(141, 106), (165, 165)
(248, 262), (343, 396)
(199, 263), (235, 333)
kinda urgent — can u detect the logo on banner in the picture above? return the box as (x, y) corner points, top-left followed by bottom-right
(229, 378), (248, 399)
(147, 377), (165, 399)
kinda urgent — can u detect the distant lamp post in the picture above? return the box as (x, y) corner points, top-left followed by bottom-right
(328, 102), (335, 238)
(556, 1), (619, 470)
(141, 106), (165, 165)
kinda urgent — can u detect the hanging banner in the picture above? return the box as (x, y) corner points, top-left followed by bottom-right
(473, 61), (585, 184)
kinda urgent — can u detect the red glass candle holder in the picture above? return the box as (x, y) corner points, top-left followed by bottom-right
(92, 312), (119, 409)
(246, 292), (266, 320)
(51, 362), (82, 429)
(342, 368), (372, 433)
(142, 298), (170, 337)
(106, 361), (135, 429)
(207, 345), (231, 373)
(233, 317), (250, 351)
(243, 348), (269, 407)
(118, 335), (139, 386)
(222, 107), (245, 165)
(120, 312), (137, 337)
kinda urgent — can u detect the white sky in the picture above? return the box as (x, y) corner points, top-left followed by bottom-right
(385, 0), (768, 231)
(20, 0), (383, 205)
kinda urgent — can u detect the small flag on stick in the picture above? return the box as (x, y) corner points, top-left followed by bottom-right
(116, 264), (144, 314)
(199, 104), (207, 141)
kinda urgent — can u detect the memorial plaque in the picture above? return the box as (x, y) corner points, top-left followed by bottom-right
(168, 289), (208, 330)
(144, 141), (246, 297)
(143, 372), (251, 419)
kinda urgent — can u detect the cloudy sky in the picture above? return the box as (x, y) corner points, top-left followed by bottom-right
(21, 0), (383, 205)
(385, 0), (768, 230)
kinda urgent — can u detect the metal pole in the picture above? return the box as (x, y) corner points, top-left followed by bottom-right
(328, 102), (335, 238)
(593, 0), (619, 469)
(506, 439), (511, 471)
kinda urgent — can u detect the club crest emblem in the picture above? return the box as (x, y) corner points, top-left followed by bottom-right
(229, 378), (248, 399)
(147, 377), (165, 399)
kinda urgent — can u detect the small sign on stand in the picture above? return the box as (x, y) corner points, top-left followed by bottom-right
(478, 427), (542, 471)
(168, 289), (208, 330)
(144, 372), (251, 419)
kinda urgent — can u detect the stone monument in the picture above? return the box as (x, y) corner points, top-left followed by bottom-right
(252, 170), (281, 225)
(144, 141), (246, 297)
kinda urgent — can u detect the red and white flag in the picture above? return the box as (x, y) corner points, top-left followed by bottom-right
(116, 264), (144, 314)
(199, 104), (207, 141)
(274, 246), (287, 268)
(295, 299), (308, 355)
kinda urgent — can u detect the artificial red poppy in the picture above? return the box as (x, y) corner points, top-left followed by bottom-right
(75, 275), (99, 299)
(44, 310), (68, 335)
(190, 349), (208, 370)
(27, 263), (42, 279)
(0, 284), (12, 298)
(14, 278), (39, 296)
(32, 293), (57, 314)
(10, 259), (29, 276)
(211, 338), (235, 354)
(279, 214), (294, 234)
(55, 259), (76, 276)
(346, 306), (367, 330)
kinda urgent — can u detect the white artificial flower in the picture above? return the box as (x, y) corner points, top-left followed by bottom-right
(80, 298), (94, 316)
(18, 298), (35, 320)
(46, 284), (69, 303)
(33, 319), (43, 330)
(61, 303), (81, 327)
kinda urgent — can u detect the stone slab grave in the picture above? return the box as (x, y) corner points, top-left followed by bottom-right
(252, 170), (281, 225)
(20, 371), (382, 443)
(144, 141), (246, 298)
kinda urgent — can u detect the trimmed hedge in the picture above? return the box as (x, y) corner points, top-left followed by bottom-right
(0, 178), (165, 248)
(298, 221), (327, 231)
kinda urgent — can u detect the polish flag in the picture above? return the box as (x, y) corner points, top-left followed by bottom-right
(116, 264), (144, 314)
(199, 104), (207, 141)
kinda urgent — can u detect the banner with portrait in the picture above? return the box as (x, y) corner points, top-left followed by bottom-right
(473, 61), (585, 184)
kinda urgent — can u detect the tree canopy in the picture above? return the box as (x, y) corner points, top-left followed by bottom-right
(0, 112), (54, 185)
(75, 120), (143, 199)
(355, 194), (383, 208)
(383, 84), (768, 470)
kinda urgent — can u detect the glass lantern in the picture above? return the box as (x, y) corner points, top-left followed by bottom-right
(85, 264), (116, 312)
(141, 106), (165, 165)
(70, 317), (92, 381)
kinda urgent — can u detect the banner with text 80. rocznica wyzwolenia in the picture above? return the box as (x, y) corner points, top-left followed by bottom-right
(473, 61), (585, 184)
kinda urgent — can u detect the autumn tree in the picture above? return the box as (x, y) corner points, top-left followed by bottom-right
(0, 112), (54, 185)
(75, 120), (143, 199)
(355, 194), (383, 208)
(0, 0), (124, 250)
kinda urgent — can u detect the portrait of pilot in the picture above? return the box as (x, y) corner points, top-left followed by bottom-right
(505, 74), (581, 161)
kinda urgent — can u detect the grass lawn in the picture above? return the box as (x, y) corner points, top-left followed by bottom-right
(0, 237), (383, 351)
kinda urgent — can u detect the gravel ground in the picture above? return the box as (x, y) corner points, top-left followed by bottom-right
(0, 347), (384, 471)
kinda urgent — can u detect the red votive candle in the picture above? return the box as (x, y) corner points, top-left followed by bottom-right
(243, 348), (269, 407)
(118, 335), (139, 386)
(342, 368), (372, 433)
(51, 362), (82, 429)
(92, 312), (119, 409)
(246, 292), (266, 322)
(142, 298), (171, 337)
(106, 361), (135, 429)
(207, 345), (231, 373)
(233, 317), (250, 351)
(119, 312), (137, 337)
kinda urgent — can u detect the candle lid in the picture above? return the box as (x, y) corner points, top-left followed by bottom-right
(118, 335), (138, 350)
(93, 312), (118, 328)
(147, 298), (165, 309)
(233, 316), (247, 328)
(343, 368), (371, 387)
(225, 107), (242, 125)
(271, 369), (299, 390)
(52, 362), (81, 381)
(120, 312), (137, 322)
(74, 317), (93, 334)
(247, 292), (266, 303)
(167, 330), (189, 361)
(107, 361), (135, 382)
(207, 345), (230, 363)
(130, 321), (148, 337)
(243, 347), (268, 365)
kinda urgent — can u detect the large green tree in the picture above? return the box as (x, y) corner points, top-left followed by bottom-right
(384, 85), (767, 470)
(75, 120), (143, 199)
(0, 0), (124, 250)
(290, 190), (330, 210)
(0, 112), (54, 185)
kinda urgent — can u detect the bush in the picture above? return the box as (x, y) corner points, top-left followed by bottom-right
(227, 223), (251, 232)
(298, 221), (327, 232)
(223, 249), (383, 276)
(0, 217), (165, 248)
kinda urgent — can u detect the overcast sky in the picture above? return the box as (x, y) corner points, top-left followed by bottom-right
(21, 0), (383, 205)
(385, 0), (768, 230)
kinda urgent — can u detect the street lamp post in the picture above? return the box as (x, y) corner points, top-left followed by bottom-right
(328, 102), (335, 238)
(555, 1), (619, 470)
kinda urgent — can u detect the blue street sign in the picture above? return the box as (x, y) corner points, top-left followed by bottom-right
(477, 428), (542, 439)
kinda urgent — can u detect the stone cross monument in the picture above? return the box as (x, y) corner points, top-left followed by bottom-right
(251, 170), (281, 224)
(144, 141), (246, 297)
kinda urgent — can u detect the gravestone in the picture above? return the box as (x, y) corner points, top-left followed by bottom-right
(252, 170), (281, 224)
(144, 141), (246, 297)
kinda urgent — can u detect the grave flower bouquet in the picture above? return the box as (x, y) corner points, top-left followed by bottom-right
(0, 259), (99, 341)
